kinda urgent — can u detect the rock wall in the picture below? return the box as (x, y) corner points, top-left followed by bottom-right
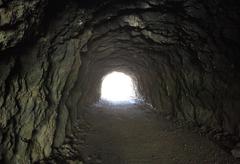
(0, 1), (87, 163)
(0, 0), (48, 51)
(0, 0), (240, 163)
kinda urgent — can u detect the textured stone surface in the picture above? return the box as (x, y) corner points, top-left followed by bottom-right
(0, 0), (240, 163)
(0, 2), (87, 163)
(0, 0), (48, 51)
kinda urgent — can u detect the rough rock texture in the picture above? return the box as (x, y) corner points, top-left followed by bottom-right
(0, 0), (48, 51)
(0, 0), (240, 163)
(0, 1), (87, 163)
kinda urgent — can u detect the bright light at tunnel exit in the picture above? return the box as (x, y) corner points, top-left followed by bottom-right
(101, 72), (137, 103)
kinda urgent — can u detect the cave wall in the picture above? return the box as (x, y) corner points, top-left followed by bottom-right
(0, 1), (87, 163)
(0, 0), (240, 163)
(0, 0), (48, 51)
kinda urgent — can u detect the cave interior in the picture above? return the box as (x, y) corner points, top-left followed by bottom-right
(0, 0), (240, 163)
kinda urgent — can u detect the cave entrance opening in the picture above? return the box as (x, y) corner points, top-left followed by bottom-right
(100, 71), (138, 104)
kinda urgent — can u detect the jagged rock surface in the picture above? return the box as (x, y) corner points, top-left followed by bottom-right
(0, 2), (87, 163)
(0, 0), (48, 51)
(0, 0), (240, 163)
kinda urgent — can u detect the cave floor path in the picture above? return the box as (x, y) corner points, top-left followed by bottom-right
(73, 103), (238, 164)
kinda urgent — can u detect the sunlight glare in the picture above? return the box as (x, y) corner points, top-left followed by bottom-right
(101, 72), (136, 103)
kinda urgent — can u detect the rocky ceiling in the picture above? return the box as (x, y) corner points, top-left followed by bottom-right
(0, 0), (240, 163)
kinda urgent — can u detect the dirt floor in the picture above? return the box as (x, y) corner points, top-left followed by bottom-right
(71, 103), (240, 164)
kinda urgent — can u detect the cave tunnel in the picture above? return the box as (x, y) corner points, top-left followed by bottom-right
(1, 0), (240, 163)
